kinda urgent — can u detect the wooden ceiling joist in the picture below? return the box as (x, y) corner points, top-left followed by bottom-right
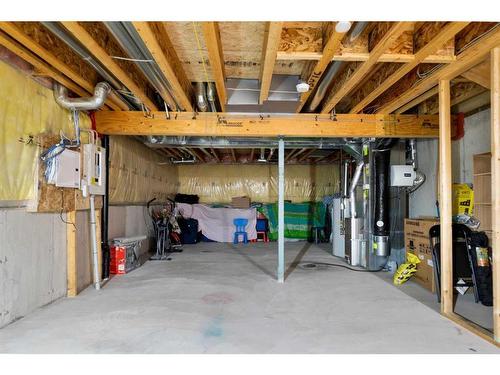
(0, 22), (123, 111)
(461, 59), (491, 89)
(95, 111), (440, 138)
(132, 22), (194, 111)
(202, 22), (227, 111)
(259, 22), (283, 104)
(276, 50), (456, 64)
(230, 148), (237, 162)
(395, 87), (439, 114)
(0, 30), (91, 101)
(350, 22), (469, 114)
(296, 23), (346, 113)
(297, 148), (317, 162)
(377, 27), (500, 114)
(60, 22), (159, 111)
(321, 22), (411, 114)
(211, 148), (220, 162)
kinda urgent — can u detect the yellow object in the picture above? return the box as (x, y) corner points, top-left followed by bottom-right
(177, 163), (340, 203)
(452, 183), (474, 215)
(0, 60), (90, 201)
(108, 136), (178, 204)
(393, 252), (421, 285)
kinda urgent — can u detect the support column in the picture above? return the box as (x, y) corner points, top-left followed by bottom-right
(277, 138), (285, 283)
(66, 210), (77, 297)
(491, 47), (500, 343)
(438, 79), (453, 314)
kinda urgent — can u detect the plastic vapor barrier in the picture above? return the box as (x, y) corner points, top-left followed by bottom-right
(0, 60), (90, 202)
(109, 136), (178, 204)
(177, 164), (340, 203)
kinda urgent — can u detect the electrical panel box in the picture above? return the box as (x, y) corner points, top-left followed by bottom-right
(390, 165), (416, 186)
(55, 149), (81, 188)
(81, 144), (106, 196)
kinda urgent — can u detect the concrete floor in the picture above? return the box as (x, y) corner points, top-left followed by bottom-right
(0, 242), (498, 353)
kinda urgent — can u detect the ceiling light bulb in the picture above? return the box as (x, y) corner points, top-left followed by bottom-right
(335, 21), (352, 33)
(296, 81), (310, 93)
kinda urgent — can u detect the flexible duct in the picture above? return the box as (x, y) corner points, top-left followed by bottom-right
(407, 139), (426, 193)
(54, 81), (111, 111)
(372, 139), (397, 257)
(207, 82), (217, 112)
(196, 82), (208, 112)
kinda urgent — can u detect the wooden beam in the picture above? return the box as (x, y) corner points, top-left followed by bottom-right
(66, 211), (77, 297)
(211, 148), (220, 162)
(95, 111), (440, 138)
(491, 47), (500, 343)
(276, 50), (456, 64)
(0, 23), (123, 111)
(321, 22), (410, 114)
(426, 82), (486, 114)
(461, 59), (491, 89)
(377, 27), (500, 114)
(298, 148), (317, 162)
(285, 148), (299, 162)
(202, 22), (227, 111)
(132, 22), (194, 111)
(259, 22), (283, 104)
(350, 22), (469, 113)
(439, 79), (453, 315)
(395, 87), (439, 114)
(61, 22), (159, 111)
(296, 24), (345, 112)
(0, 31), (88, 99)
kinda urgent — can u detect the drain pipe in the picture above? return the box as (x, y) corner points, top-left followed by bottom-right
(101, 135), (110, 281)
(349, 160), (364, 266)
(306, 61), (343, 112)
(196, 82), (208, 112)
(54, 81), (111, 291)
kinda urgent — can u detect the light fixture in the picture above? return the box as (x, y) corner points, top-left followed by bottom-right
(335, 21), (352, 33)
(296, 80), (310, 93)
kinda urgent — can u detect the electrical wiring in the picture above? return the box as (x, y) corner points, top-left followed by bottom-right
(298, 261), (385, 272)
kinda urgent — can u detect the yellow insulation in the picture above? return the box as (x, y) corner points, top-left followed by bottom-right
(177, 164), (340, 203)
(0, 60), (90, 201)
(109, 136), (178, 204)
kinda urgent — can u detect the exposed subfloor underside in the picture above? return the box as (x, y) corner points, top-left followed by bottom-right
(0, 242), (498, 353)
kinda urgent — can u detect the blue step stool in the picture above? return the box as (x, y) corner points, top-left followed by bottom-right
(233, 218), (248, 244)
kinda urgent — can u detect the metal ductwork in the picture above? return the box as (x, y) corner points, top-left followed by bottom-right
(306, 22), (369, 113)
(407, 139), (426, 193)
(42, 22), (139, 110)
(104, 22), (180, 110)
(54, 81), (111, 111)
(349, 160), (364, 266)
(144, 136), (361, 153)
(372, 138), (398, 257)
(206, 82), (217, 112)
(196, 82), (209, 112)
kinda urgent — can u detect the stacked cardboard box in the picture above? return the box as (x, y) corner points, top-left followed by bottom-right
(231, 196), (251, 209)
(404, 218), (439, 292)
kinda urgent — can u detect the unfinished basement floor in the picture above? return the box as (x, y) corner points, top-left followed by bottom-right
(0, 242), (498, 354)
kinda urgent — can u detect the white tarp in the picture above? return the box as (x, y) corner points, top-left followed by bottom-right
(177, 203), (257, 243)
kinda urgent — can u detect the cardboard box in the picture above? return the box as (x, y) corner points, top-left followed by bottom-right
(404, 218), (439, 292)
(231, 196), (251, 209)
(452, 183), (474, 215)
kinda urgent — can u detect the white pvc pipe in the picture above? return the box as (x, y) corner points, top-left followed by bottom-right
(349, 160), (364, 266)
(277, 138), (285, 283)
(89, 194), (101, 290)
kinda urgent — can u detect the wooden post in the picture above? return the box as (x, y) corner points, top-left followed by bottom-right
(66, 210), (77, 297)
(438, 79), (453, 314)
(491, 47), (500, 343)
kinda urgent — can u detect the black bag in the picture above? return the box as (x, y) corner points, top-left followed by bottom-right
(178, 218), (199, 244)
(468, 231), (493, 306)
(175, 194), (199, 204)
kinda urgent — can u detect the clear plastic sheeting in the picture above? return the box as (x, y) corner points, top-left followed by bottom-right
(109, 136), (178, 204)
(177, 164), (340, 203)
(0, 60), (90, 202)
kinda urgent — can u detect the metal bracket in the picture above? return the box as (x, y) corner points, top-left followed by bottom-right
(142, 104), (154, 119)
(164, 102), (170, 120)
(330, 108), (337, 121)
